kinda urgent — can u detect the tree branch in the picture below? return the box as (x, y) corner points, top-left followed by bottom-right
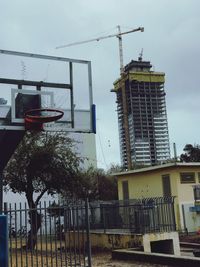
(35, 189), (47, 206)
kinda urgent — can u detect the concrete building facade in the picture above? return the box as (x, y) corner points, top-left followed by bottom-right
(112, 58), (170, 168)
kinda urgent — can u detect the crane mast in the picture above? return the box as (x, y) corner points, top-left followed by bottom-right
(56, 26), (144, 170)
(117, 25), (124, 74)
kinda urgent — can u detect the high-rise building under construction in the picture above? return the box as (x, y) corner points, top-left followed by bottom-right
(112, 58), (170, 169)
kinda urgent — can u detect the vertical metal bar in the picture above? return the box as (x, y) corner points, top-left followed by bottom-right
(165, 199), (169, 231)
(68, 206), (72, 267)
(163, 198), (168, 231)
(80, 203), (86, 266)
(63, 207), (68, 267)
(85, 198), (92, 267)
(36, 85), (42, 109)
(58, 203), (63, 267)
(69, 62), (75, 129)
(25, 202), (28, 267)
(14, 203), (18, 267)
(54, 211), (58, 267)
(39, 202), (43, 267)
(35, 205), (39, 267)
(172, 197), (177, 231)
(49, 201), (53, 267)
(0, 170), (3, 214)
(19, 202), (23, 267)
(76, 203), (81, 265)
(103, 206), (106, 234)
(72, 205), (77, 267)
(3, 202), (7, 214)
(88, 61), (93, 107)
(44, 202), (49, 267)
(161, 198), (165, 232)
(88, 61), (94, 132)
(29, 204), (34, 267)
(156, 199), (161, 232)
(9, 203), (12, 267)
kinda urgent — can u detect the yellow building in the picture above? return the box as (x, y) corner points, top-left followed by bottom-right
(115, 162), (200, 232)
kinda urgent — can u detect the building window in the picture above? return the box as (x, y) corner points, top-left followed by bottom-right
(122, 180), (129, 200)
(180, 172), (195, 184)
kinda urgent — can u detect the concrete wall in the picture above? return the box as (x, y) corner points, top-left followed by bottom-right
(142, 231), (180, 255)
(65, 231), (180, 255)
(65, 231), (143, 250)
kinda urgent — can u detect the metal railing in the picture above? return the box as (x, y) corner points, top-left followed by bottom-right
(3, 196), (176, 267)
(4, 199), (91, 267)
(89, 197), (176, 234)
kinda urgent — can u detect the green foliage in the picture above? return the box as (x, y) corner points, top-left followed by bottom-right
(106, 163), (125, 174)
(70, 166), (118, 201)
(3, 131), (82, 207)
(180, 144), (200, 162)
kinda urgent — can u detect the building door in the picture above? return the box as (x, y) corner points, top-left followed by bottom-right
(122, 180), (129, 200)
(162, 174), (171, 197)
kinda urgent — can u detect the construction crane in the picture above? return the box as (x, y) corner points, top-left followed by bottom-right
(56, 25), (144, 74)
(56, 25), (144, 170)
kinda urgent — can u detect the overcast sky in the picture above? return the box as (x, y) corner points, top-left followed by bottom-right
(0, 0), (200, 169)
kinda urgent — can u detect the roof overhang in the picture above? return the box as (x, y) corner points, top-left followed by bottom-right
(113, 162), (200, 177)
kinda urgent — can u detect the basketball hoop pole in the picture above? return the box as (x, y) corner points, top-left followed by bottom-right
(0, 170), (3, 214)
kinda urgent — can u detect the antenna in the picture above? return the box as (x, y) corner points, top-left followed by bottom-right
(138, 48), (143, 61)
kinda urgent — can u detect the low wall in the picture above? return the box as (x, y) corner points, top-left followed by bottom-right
(65, 231), (143, 250)
(143, 232), (180, 255)
(65, 230), (180, 255)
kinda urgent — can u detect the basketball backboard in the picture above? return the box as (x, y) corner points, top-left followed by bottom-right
(0, 49), (96, 133)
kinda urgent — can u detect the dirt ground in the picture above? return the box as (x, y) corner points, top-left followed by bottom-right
(92, 252), (173, 267)
(10, 251), (174, 267)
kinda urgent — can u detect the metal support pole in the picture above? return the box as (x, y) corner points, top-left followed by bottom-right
(3, 202), (7, 215)
(0, 170), (3, 214)
(69, 62), (75, 129)
(173, 142), (177, 162)
(85, 198), (92, 267)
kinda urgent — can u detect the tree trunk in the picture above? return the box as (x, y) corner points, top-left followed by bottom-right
(26, 200), (42, 250)
(27, 209), (42, 250)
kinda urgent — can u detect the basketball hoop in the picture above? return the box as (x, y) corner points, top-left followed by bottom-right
(25, 108), (64, 131)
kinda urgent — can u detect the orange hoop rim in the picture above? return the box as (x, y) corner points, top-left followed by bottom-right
(25, 108), (64, 124)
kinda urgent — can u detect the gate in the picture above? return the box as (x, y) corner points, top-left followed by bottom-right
(4, 199), (91, 267)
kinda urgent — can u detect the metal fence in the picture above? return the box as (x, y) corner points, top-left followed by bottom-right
(4, 199), (91, 267)
(3, 196), (176, 267)
(89, 197), (176, 234)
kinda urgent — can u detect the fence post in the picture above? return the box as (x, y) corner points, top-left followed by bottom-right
(103, 206), (106, 233)
(3, 202), (8, 215)
(171, 197), (177, 231)
(85, 198), (92, 267)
